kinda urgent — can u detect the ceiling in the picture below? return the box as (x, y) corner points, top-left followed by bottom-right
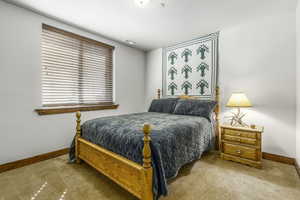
(6, 0), (297, 51)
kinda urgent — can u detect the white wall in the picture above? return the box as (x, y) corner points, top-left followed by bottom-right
(0, 1), (146, 164)
(220, 13), (296, 158)
(296, 2), (300, 165)
(145, 12), (296, 158)
(145, 49), (163, 109)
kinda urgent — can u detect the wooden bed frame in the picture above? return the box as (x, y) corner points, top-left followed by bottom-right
(74, 87), (220, 200)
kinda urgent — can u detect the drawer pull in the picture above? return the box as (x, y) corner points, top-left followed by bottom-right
(236, 150), (241, 154)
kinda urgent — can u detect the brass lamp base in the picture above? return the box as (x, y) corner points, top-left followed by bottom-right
(225, 107), (248, 127)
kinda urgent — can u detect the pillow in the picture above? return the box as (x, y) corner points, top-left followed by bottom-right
(148, 98), (179, 113)
(173, 99), (217, 120)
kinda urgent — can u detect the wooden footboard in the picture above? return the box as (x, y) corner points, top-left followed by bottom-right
(75, 112), (153, 200)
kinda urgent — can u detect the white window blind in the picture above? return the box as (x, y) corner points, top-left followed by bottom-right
(41, 24), (114, 107)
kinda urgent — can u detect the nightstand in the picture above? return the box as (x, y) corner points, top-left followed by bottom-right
(220, 124), (264, 168)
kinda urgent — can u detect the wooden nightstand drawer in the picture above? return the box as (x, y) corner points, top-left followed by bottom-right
(220, 125), (263, 168)
(224, 129), (256, 139)
(223, 143), (258, 161)
(223, 135), (257, 146)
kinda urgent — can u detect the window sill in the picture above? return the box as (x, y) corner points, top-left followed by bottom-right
(35, 104), (119, 115)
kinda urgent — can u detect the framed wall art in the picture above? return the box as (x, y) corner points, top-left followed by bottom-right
(162, 32), (219, 99)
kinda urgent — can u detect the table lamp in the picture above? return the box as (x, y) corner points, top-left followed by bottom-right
(226, 92), (252, 127)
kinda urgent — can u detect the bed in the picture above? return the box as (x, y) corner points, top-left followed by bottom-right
(70, 87), (220, 200)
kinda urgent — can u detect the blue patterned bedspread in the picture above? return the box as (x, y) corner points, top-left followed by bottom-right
(69, 112), (214, 199)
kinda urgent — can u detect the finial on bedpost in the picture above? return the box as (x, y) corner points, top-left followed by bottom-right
(143, 124), (152, 169)
(75, 111), (81, 163)
(157, 89), (161, 99)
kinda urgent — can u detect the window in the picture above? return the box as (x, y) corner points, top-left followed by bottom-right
(38, 24), (116, 114)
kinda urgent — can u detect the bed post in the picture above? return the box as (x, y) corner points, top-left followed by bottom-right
(75, 111), (82, 164)
(157, 89), (161, 99)
(142, 124), (153, 200)
(215, 86), (220, 150)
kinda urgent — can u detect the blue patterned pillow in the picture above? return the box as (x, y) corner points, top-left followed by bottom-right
(148, 98), (179, 113)
(173, 99), (217, 121)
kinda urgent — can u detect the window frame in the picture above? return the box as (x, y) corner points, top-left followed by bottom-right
(35, 24), (118, 115)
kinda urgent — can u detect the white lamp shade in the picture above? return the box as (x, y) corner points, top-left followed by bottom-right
(226, 93), (252, 107)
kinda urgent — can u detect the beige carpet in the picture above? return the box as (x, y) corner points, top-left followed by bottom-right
(0, 152), (299, 200)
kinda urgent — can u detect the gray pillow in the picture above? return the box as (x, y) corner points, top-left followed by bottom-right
(173, 99), (217, 121)
(148, 98), (179, 113)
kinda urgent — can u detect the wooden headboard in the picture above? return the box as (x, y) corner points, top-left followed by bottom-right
(156, 87), (221, 150)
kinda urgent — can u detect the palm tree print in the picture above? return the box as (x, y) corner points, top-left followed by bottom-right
(168, 82), (178, 95)
(181, 65), (192, 79)
(196, 80), (209, 95)
(197, 45), (209, 60)
(181, 81), (192, 95)
(168, 67), (177, 80)
(168, 52), (178, 65)
(181, 49), (192, 63)
(197, 62), (209, 77)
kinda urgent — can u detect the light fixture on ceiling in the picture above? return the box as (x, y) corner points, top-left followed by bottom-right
(125, 40), (136, 45)
(160, 0), (166, 7)
(135, 0), (150, 7)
